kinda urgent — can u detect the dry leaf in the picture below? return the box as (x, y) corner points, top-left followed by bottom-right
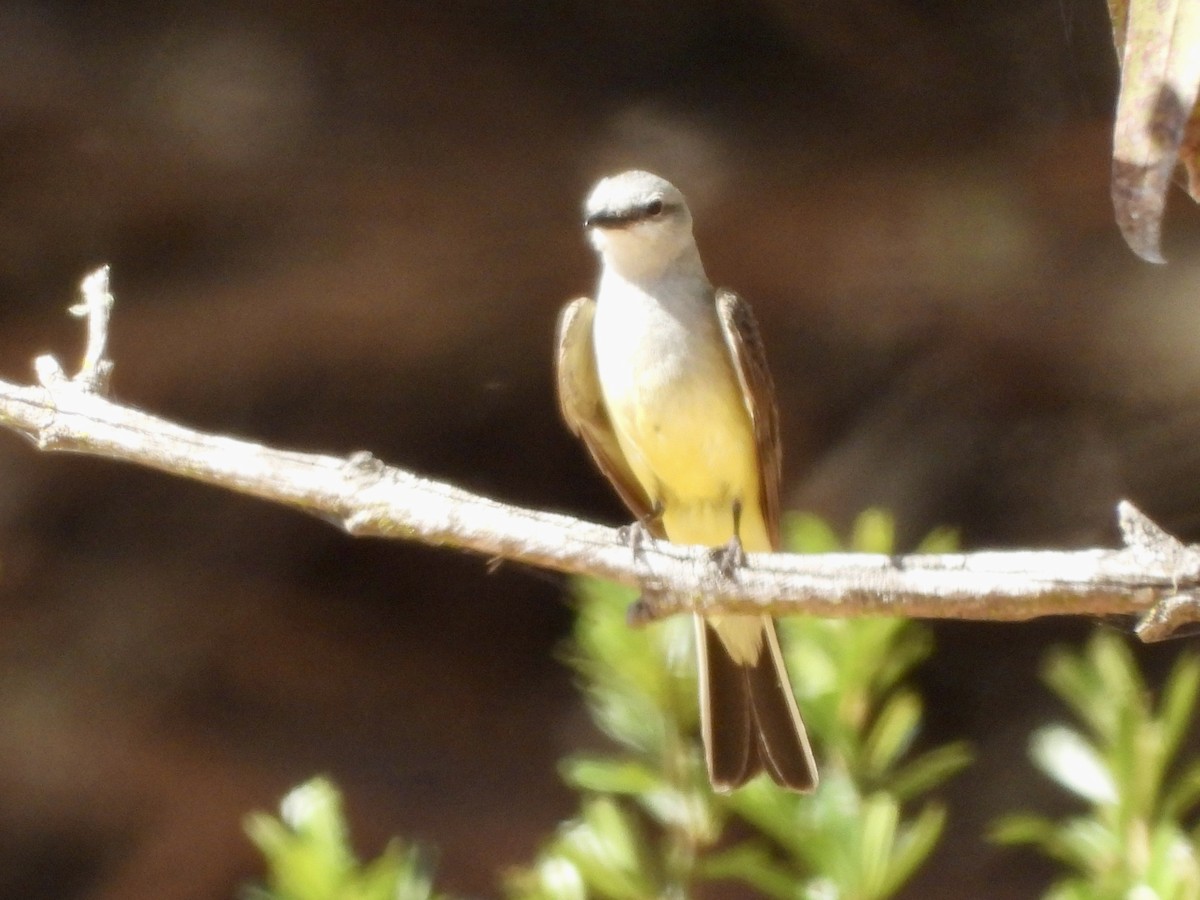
(1109, 0), (1200, 263)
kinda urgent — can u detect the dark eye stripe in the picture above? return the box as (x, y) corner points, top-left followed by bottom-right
(641, 199), (680, 218)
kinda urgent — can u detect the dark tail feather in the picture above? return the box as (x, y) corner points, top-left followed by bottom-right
(698, 615), (755, 789)
(749, 620), (818, 791)
(697, 616), (818, 793)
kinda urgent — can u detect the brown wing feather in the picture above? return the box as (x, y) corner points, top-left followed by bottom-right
(555, 297), (662, 535)
(715, 289), (783, 550)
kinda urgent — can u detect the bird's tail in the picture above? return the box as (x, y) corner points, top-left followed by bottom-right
(696, 614), (817, 792)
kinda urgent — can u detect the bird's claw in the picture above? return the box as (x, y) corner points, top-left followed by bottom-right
(618, 520), (643, 549)
(618, 505), (664, 561)
(710, 535), (747, 578)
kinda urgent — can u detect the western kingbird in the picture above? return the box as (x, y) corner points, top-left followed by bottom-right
(555, 170), (817, 792)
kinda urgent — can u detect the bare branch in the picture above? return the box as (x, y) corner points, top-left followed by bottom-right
(2, 270), (1199, 640)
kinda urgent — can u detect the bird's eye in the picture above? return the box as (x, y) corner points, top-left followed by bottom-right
(646, 199), (664, 216)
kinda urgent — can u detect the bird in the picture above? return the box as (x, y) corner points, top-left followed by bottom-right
(555, 169), (817, 792)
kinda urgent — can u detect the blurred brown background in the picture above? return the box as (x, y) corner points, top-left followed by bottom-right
(1, 0), (1199, 897)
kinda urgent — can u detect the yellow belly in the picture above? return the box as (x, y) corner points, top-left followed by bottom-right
(589, 277), (770, 554)
(607, 365), (771, 551)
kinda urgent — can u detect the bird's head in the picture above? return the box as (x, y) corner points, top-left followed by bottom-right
(584, 170), (697, 277)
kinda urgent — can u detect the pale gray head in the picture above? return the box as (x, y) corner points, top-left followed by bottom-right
(584, 170), (699, 278)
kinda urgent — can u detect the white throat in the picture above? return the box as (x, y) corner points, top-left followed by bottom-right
(592, 226), (708, 291)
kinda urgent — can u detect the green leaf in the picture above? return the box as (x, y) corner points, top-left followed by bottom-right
(865, 626), (935, 702)
(1164, 760), (1200, 821)
(561, 757), (663, 796)
(1030, 725), (1117, 805)
(990, 813), (1061, 847)
(862, 691), (922, 778)
(245, 779), (353, 900)
(1047, 817), (1118, 872)
(991, 813), (1121, 874)
(850, 509), (896, 554)
(1043, 648), (1107, 738)
(784, 512), (844, 553)
(700, 842), (802, 900)
(1044, 877), (1096, 900)
(886, 742), (974, 801)
(1144, 821), (1200, 897)
(507, 856), (587, 900)
(361, 843), (419, 900)
(243, 778), (450, 900)
(1160, 654), (1200, 768)
(880, 803), (947, 897)
(860, 794), (900, 897)
(1090, 632), (1145, 727)
(556, 798), (660, 900)
(724, 777), (811, 856)
(915, 526), (960, 554)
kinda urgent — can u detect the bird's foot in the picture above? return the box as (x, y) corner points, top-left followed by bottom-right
(617, 504), (664, 560)
(616, 520), (650, 556)
(710, 535), (747, 579)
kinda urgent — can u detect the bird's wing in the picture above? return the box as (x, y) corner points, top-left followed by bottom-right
(716, 289), (783, 550)
(555, 297), (661, 533)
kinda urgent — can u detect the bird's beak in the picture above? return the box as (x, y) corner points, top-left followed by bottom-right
(584, 209), (636, 230)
